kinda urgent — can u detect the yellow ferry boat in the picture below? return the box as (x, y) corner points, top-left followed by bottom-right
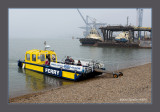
(18, 42), (105, 81)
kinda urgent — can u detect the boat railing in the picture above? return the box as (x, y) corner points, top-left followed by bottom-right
(50, 61), (94, 73)
(56, 60), (90, 67)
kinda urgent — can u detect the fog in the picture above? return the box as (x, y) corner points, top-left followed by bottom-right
(9, 8), (151, 39)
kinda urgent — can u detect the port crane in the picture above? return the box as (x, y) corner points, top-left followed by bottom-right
(136, 8), (143, 39)
(77, 9), (107, 37)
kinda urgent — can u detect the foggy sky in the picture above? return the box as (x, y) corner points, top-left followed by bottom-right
(9, 8), (151, 39)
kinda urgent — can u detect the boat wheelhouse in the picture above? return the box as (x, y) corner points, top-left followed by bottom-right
(79, 28), (103, 45)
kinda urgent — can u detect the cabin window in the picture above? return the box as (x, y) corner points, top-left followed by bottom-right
(32, 54), (36, 61)
(38, 56), (40, 59)
(40, 54), (45, 61)
(26, 54), (30, 61)
(46, 54), (50, 59)
(52, 54), (56, 62)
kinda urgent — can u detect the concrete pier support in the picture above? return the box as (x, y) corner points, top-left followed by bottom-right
(102, 29), (106, 42)
(132, 31), (134, 42)
(106, 30), (108, 42)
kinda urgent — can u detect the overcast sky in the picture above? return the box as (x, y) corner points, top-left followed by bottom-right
(9, 8), (151, 39)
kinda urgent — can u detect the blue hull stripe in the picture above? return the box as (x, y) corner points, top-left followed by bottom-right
(19, 61), (82, 81)
(26, 68), (76, 81)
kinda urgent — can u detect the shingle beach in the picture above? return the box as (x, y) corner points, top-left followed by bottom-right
(9, 63), (151, 104)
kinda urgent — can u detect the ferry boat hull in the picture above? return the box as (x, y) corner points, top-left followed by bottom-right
(18, 60), (103, 81)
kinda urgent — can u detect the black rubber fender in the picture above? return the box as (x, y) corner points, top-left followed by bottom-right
(18, 60), (22, 68)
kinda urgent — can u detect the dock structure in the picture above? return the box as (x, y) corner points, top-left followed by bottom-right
(99, 25), (152, 43)
(96, 25), (152, 48)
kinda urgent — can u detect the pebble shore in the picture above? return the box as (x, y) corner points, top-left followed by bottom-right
(9, 63), (151, 103)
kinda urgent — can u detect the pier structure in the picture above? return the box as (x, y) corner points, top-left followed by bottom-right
(99, 25), (152, 43)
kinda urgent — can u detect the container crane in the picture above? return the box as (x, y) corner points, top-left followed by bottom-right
(77, 9), (107, 37)
(77, 9), (90, 37)
(137, 8), (143, 39)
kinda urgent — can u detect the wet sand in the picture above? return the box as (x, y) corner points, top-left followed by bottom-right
(9, 63), (151, 103)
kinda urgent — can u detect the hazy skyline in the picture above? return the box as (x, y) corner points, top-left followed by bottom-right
(9, 8), (151, 39)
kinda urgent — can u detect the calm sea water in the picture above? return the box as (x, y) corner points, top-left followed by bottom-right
(9, 37), (151, 98)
